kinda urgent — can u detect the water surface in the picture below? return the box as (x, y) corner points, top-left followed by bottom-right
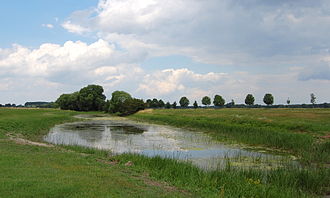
(45, 116), (293, 169)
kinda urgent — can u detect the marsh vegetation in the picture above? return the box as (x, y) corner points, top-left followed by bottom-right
(0, 108), (329, 197)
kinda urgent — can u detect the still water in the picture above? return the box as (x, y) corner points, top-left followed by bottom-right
(44, 115), (293, 169)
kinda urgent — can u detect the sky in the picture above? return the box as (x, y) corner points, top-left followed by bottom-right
(1, 0), (330, 105)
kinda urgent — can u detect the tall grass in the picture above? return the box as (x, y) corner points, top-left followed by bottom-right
(131, 109), (330, 163)
(114, 153), (330, 197)
(0, 108), (78, 140)
(0, 109), (189, 197)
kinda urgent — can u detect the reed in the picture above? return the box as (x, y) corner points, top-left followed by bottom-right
(131, 109), (330, 163)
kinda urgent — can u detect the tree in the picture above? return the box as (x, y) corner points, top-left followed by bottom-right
(213, 95), (225, 107)
(68, 92), (80, 111)
(108, 91), (132, 113)
(150, 98), (160, 108)
(78, 84), (106, 111)
(146, 99), (152, 108)
(263, 93), (274, 106)
(118, 98), (145, 116)
(56, 92), (79, 111)
(158, 99), (165, 108)
(56, 94), (71, 110)
(172, 101), (177, 109)
(202, 96), (211, 106)
(165, 102), (171, 109)
(287, 98), (291, 105)
(193, 101), (198, 109)
(108, 91), (145, 116)
(245, 94), (255, 106)
(310, 93), (316, 105)
(179, 97), (190, 107)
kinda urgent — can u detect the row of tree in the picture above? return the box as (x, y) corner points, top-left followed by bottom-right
(144, 93), (319, 109)
(55, 86), (320, 113)
(0, 103), (23, 108)
(145, 94), (273, 109)
(56, 85), (145, 116)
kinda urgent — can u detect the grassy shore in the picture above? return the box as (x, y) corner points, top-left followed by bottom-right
(0, 108), (329, 197)
(130, 108), (330, 163)
(0, 109), (190, 198)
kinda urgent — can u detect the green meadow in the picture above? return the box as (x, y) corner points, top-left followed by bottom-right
(0, 108), (329, 197)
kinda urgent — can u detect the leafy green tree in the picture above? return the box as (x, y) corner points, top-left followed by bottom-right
(56, 94), (71, 110)
(245, 94), (255, 106)
(263, 93), (274, 106)
(193, 101), (198, 109)
(108, 91), (145, 116)
(165, 102), (171, 109)
(150, 98), (160, 108)
(179, 97), (190, 107)
(172, 101), (177, 109)
(56, 85), (106, 111)
(202, 96), (211, 106)
(213, 95), (225, 107)
(146, 99), (152, 108)
(158, 99), (165, 108)
(68, 92), (80, 110)
(118, 98), (145, 116)
(56, 92), (80, 111)
(310, 93), (316, 105)
(108, 91), (132, 113)
(78, 85), (106, 111)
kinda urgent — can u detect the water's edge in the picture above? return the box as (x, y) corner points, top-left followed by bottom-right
(44, 114), (297, 170)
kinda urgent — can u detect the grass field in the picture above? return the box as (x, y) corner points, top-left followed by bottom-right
(130, 108), (330, 163)
(0, 108), (329, 197)
(0, 109), (190, 198)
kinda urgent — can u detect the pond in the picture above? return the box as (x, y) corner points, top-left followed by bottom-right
(44, 115), (295, 170)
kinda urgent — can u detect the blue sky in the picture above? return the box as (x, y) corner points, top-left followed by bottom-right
(0, 0), (98, 47)
(0, 0), (330, 105)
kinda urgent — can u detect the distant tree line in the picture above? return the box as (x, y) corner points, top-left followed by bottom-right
(24, 102), (58, 108)
(144, 93), (329, 109)
(0, 103), (23, 108)
(0, 102), (57, 108)
(1, 85), (329, 113)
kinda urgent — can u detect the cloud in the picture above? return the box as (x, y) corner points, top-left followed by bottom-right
(138, 68), (228, 98)
(0, 39), (145, 103)
(2, 0), (330, 104)
(1, 39), (330, 105)
(0, 39), (115, 77)
(61, 0), (330, 66)
(298, 62), (330, 81)
(62, 21), (90, 34)
(42, 24), (54, 29)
